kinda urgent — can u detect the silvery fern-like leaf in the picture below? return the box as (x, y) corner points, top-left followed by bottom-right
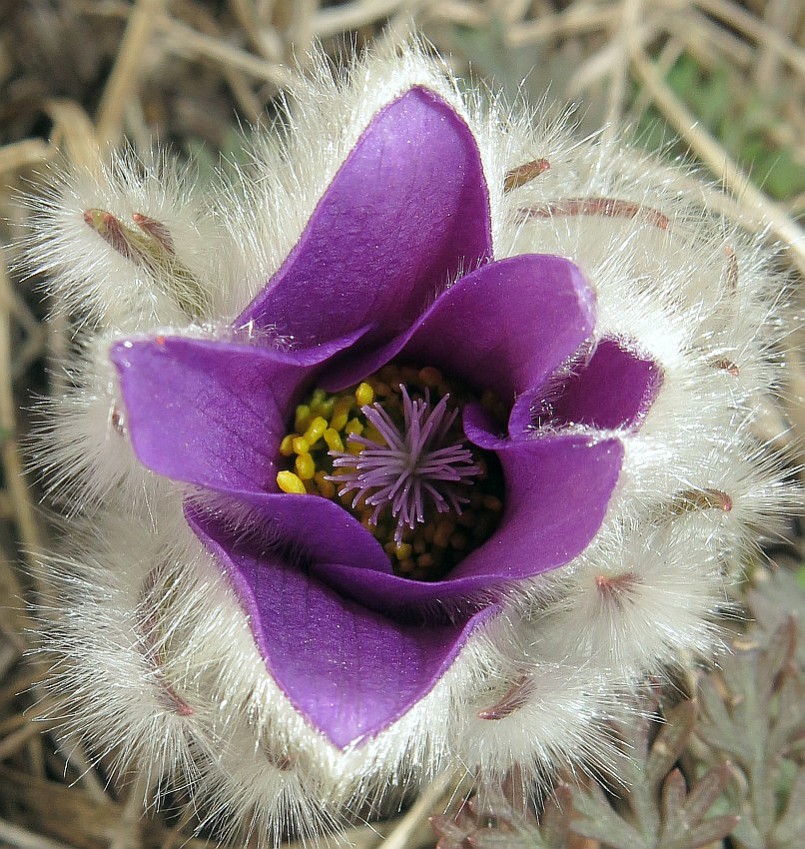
(570, 698), (738, 849)
(432, 783), (575, 849)
(696, 618), (804, 849)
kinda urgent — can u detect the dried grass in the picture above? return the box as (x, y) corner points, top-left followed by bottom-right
(0, 1), (802, 847)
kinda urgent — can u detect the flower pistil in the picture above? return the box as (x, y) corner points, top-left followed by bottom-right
(276, 365), (504, 580)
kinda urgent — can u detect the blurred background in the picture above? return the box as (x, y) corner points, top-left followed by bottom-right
(0, 2), (803, 848)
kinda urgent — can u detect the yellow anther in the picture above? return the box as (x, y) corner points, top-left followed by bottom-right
(276, 471), (307, 494)
(294, 404), (311, 432)
(295, 452), (315, 480)
(373, 381), (391, 397)
(323, 428), (344, 453)
(292, 436), (310, 455)
(450, 532), (468, 550)
(482, 495), (503, 512)
(433, 520), (454, 548)
(355, 382), (374, 407)
(418, 366), (443, 386)
(279, 434), (296, 457)
(363, 424), (384, 446)
(315, 397), (335, 418)
(314, 471), (335, 499)
(395, 543), (413, 560)
(345, 418), (364, 436)
(331, 397), (353, 431)
(417, 554), (435, 569)
(303, 416), (328, 446)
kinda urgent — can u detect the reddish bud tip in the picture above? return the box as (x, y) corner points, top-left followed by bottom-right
(504, 158), (550, 191)
(478, 675), (535, 720)
(522, 197), (670, 230)
(712, 358), (740, 376)
(132, 212), (175, 253)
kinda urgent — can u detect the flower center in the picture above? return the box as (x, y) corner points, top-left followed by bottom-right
(276, 365), (504, 581)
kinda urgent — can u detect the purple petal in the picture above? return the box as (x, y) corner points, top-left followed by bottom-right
(534, 338), (662, 431)
(111, 332), (364, 491)
(315, 432), (623, 615)
(451, 432), (623, 579)
(189, 503), (492, 748)
(186, 491), (392, 576)
(322, 255), (595, 403)
(238, 87), (492, 347)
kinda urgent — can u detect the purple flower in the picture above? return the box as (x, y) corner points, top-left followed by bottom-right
(110, 87), (660, 749)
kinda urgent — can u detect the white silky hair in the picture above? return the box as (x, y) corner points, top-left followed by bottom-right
(25, 39), (797, 843)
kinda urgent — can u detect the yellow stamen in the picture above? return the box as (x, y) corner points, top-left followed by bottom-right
(418, 366), (443, 386)
(433, 520), (454, 548)
(355, 382), (375, 407)
(314, 471), (336, 498)
(279, 435), (296, 457)
(482, 495), (503, 512)
(323, 428), (344, 453)
(331, 398), (353, 432)
(294, 404), (311, 432)
(450, 532), (468, 550)
(295, 453), (315, 480)
(276, 471), (307, 494)
(363, 424), (384, 445)
(345, 418), (364, 436)
(372, 381), (391, 397)
(395, 543), (413, 560)
(292, 436), (310, 455)
(303, 416), (328, 446)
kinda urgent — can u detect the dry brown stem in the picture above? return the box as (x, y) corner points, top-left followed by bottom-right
(695, 0), (805, 75)
(630, 42), (805, 274)
(157, 13), (295, 88)
(96, 0), (165, 150)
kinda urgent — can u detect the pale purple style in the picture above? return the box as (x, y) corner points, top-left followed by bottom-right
(110, 87), (661, 749)
(331, 387), (482, 543)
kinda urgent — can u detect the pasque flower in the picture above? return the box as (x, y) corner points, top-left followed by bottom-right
(108, 86), (660, 748)
(27, 44), (791, 843)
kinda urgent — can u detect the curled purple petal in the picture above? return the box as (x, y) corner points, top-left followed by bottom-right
(322, 254), (596, 403)
(451, 432), (623, 580)
(315, 432), (623, 616)
(186, 490), (392, 576)
(238, 87), (492, 348)
(532, 338), (662, 431)
(189, 498), (493, 748)
(111, 330), (365, 491)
